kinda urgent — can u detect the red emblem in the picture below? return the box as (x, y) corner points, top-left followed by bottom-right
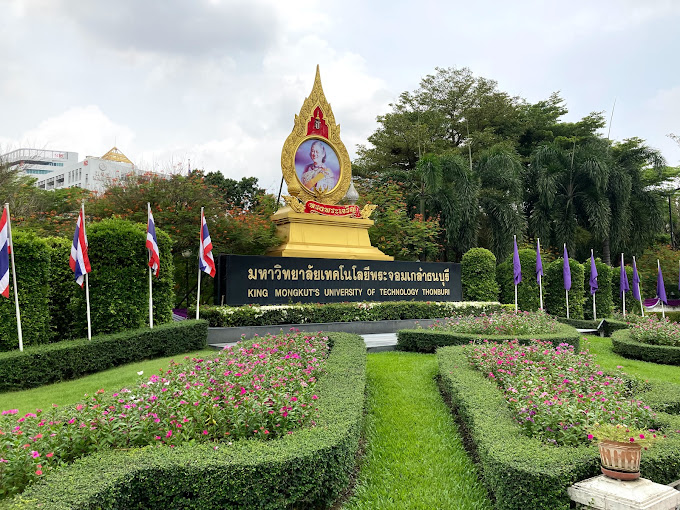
(306, 107), (329, 139)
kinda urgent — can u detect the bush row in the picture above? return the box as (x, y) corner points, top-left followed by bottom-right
(196, 301), (508, 328)
(6, 332), (366, 509)
(437, 345), (680, 510)
(0, 320), (208, 393)
(611, 329), (680, 366)
(396, 323), (580, 354)
(0, 219), (175, 352)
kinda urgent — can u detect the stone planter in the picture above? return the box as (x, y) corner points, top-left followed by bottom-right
(598, 440), (642, 480)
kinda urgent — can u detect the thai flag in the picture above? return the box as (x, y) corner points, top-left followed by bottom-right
(1, 207), (10, 298)
(69, 208), (91, 287)
(199, 209), (216, 277)
(146, 208), (160, 277)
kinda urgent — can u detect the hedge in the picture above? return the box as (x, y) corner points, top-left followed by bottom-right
(437, 345), (680, 510)
(5, 332), (366, 509)
(0, 320), (208, 392)
(197, 300), (507, 328)
(544, 257), (585, 319)
(44, 236), (78, 342)
(600, 318), (629, 337)
(396, 323), (581, 353)
(461, 248), (498, 302)
(582, 257), (613, 320)
(611, 329), (680, 366)
(68, 219), (174, 337)
(0, 231), (51, 352)
(497, 248), (540, 311)
(554, 316), (601, 330)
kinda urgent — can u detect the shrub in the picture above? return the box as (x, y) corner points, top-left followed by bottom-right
(44, 236), (78, 342)
(611, 329), (680, 366)
(0, 320), (208, 392)
(431, 311), (560, 336)
(6, 332), (366, 509)
(497, 248), (540, 311)
(396, 322), (580, 353)
(582, 257), (613, 319)
(544, 257), (585, 319)
(461, 248), (498, 302)
(197, 301), (506, 327)
(0, 230), (51, 352)
(437, 345), (680, 510)
(70, 219), (174, 337)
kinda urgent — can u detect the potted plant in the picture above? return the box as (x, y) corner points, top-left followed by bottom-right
(587, 423), (663, 480)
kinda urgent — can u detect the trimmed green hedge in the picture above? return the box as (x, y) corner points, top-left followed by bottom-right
(461, 248), (498, 302)
(0, 320), (208, 393)
(544, 257), (585, 319)
(600, 318), (629, 337)
(396, 323), (581, 353)
(554, 316), (600, 330)
(611, 329), (680, 366)
(5, 332), (366, 509)
(497, 248), (540, 311)
(0, 231), (51, 352)
(70, 219), (174, 337)
(44, 236), (78, 342)
(197, 301), (506, 328)
(437, 345), (680, 510)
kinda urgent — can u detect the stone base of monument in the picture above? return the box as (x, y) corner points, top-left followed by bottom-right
(267, 207), (393, 260)
(568, 475), (680, 509)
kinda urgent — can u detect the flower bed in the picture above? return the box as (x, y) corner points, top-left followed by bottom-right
(3, 332), (366, 508)
(0, 331), (329, 499)
(629, 316), (680, 346)
(397, 312), (580, 353)
(465, 339), (654, 446)
(195, 301), (507, 327)
(0, 320), (208, 393)
(611, 329), (680, 366)
(437, 345), (680, 510)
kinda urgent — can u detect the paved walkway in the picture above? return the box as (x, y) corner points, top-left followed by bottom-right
(209, 332), (398, 352)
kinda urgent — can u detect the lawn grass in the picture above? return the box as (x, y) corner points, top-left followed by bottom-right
(0, 348), (217, 416)
(582, 334), (680, 385)
(343, 351), (491, 510)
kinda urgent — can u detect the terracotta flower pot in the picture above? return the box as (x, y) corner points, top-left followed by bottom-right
(598, 440), (642, 480)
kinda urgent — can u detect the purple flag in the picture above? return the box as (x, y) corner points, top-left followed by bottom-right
(632, 258), (641, 301)
(589, 252), (598, 295)
(536, 239), (543, 283)
(563, 244), (571, 291)
(513, 236), (522, 285)
(620, 256), (629, 297)
(657, 263), (667, 305)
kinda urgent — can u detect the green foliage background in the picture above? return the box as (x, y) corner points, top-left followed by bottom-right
(544, 258), (585, 319)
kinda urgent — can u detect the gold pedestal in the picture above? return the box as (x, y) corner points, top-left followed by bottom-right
(267, 207), (393, 260)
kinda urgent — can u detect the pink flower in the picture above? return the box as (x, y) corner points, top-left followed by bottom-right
(166, 430), (173, 439)
(31, 451), (40, 458)
(587, 434), (593, 440)
(203, 430), (209, 435)
(35, 469), (43, 476)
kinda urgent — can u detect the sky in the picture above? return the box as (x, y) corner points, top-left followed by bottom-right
(1, 0), (679, 194)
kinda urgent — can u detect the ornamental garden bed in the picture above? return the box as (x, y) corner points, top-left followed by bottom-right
(1, 331), (366, 508)
(437, 340), (680, 510)
(611, 319), (680, 366)
(196, 300), (508, 327)
(397, 311), (581, 353)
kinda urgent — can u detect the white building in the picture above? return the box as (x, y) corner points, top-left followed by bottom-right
(2, 148), (79, 176)
(35, 147), (142, 193)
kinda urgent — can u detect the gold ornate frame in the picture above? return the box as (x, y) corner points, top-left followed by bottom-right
(280, 66), (351, 205)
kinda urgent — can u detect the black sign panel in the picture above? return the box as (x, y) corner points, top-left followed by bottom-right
(214, 255), (461, 306)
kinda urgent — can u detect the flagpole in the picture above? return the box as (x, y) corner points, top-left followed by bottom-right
(148, 202), (154, 329)
(621, 253), (626, 317)
(565, 243), (570, 319)
(514, 235), (518, 313)
(537, 238), (543, 311)
(196, 263), (202, 320)
(592, 249), (596, 321)
(196, 207), (204, 320)
(82, 201), (92, 341)
(659, 259), (665, 319)
(634, 256), (644, 317)
(5, 204), (23, 351)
